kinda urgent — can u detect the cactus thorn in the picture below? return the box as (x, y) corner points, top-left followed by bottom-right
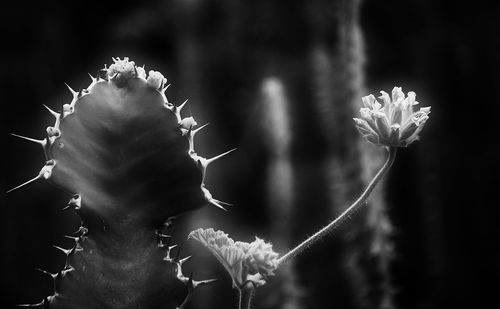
(178, 99), (188, 112)
(156, 232), (170, 238)
(7, 160), (55, 193)
(17, 297), (50, 308)
(205, 148), (237, 166)
(164, 244), (178, 260)
(6, 174), (42, 194)
(61, 204), (71, 211)
(212, 198), (233, 207)
(10, 133), (47, 146)
(73, 224), (88, 236)
(179, 255), (192, 265)
(161, 83), (171, 94)
(35, 267), (57, 279)
(176, 293), (192, 309)
(193, 278), (218, 289)
(208, 199), (228, 211)
(171, 99), (189, 122)
(200, 186), (229, 211)
(53, 245), (71, 256)
(42, 104), (61, 118)
(193, 122), (210, 135)
(61, 265), (75, 274)
(64, 83), (78, 97)
(63, 235), (80, 242)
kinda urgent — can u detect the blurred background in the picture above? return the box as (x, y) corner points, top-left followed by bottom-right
(2, 0), (499, 308)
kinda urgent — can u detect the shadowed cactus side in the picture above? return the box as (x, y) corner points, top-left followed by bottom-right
(9, 57), (226, 309)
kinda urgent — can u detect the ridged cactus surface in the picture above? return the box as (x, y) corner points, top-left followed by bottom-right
(10, 58), (222, 309)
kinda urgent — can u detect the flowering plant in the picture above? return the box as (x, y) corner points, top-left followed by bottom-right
(188, 86), (430, 309)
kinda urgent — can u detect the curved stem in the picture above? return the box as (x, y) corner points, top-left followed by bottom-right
(238, 282), (255, 309)
(277, 146), (397, 266)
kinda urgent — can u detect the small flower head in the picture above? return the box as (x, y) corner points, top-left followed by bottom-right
(147, 70), (167, 90)
(354, 87), (431, 147)
(107, 57), (136, 79)
(188, 228), (279, 289)
(136, 65), (146, 80)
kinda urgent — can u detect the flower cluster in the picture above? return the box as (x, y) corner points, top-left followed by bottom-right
(107, 57), (136, 79)
(354, 87), (431, 147)
(105, 58), (166, 90)
(188, 228), (279, 289)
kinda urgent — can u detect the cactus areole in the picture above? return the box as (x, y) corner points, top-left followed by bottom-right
(11, 57), (227, 309)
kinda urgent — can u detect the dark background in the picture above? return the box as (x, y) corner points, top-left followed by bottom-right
(2, 0), (499, 308)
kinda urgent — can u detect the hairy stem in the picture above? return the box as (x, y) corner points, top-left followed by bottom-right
(238, 282), (255, 309)
(277, 146), (397, 266)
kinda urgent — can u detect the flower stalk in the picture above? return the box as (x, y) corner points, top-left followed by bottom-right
(277, 146), (397, 266)
(238, 282), (255, 309)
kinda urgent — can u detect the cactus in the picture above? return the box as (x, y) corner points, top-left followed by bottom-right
(8, 57), (226, 309)
(8, 52), (431, 309)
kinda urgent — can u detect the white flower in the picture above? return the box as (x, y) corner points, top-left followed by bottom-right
(147, 70), (167, 90)
(354, 87), (431, 147)
(136, 66), (146, 80)
(188, 228), (279, 289)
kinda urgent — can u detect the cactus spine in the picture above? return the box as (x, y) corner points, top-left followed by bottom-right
(9, 57), (226, 309)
